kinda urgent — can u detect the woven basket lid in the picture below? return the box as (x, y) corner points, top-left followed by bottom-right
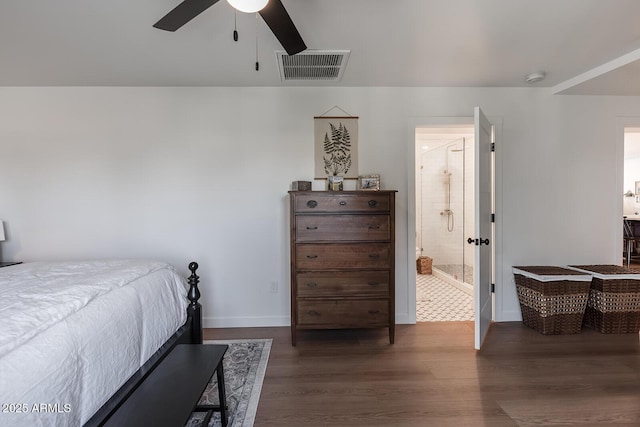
(513, 266), (592, 282)
(568, 264), (640, 279)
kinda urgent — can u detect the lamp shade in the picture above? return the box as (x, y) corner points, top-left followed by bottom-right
(226, 0), (268, 13)
(0, 221), (5, 242)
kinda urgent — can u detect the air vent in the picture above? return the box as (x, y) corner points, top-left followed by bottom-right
(276, 50), (350, 82)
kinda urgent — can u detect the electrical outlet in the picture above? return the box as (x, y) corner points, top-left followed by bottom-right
(269, 281), (278, 293)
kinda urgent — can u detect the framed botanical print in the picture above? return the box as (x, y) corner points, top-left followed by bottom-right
(314, 116), (359, 179)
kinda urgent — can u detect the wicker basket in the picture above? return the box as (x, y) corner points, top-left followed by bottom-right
(568, 265), (640, 334)
(513, 266), (592, 335)
(416, 256), (432, 274)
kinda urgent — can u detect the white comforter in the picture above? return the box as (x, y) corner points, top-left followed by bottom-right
(0, 260), (189, 427)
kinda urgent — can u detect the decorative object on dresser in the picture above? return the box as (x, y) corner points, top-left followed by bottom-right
(327, 175), (344, 191)
(358, 174), (381, 191)
(291, 180), (312, 191)
(288, 190), (397, 345)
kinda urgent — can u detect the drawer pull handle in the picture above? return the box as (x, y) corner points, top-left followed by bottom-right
(306, 200), (318, 208)
(308, 310), (320, 316)
(306, 282), (318, 288)
(368, 225), (380, 230)
(368, 282), (379, 286)
(368, 200), (378, 207)
(339, 201), (347, 206)
(368, 310), (380, 315)
(306, 226), (318, 230)
(368, 254), (380, 259)
(306, 255), (318, 259)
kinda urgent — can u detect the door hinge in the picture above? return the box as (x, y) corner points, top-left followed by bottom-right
(491, 213), (495, 223)
(491, 283), (495, 293)
(491, 142), (495, 152)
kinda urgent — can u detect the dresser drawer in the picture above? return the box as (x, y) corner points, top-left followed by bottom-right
(297, 300), (389, 327)
(296, 215), (390, 242)
(296, 243), (390, 269)
(294, 193), (390, 213)
(296, 271), (390, 297)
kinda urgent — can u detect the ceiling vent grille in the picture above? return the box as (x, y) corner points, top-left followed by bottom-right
(276, 50), (350, 82)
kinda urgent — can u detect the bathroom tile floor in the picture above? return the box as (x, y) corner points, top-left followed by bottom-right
(416, 273), (474, 322)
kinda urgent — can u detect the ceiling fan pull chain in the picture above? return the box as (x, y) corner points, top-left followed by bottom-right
(254, 13), (259, 71)
(233, 10), (238, 41)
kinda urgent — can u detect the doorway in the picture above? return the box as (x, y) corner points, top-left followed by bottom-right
(623, 128), (640, 268)
(415, 126), (475, 322)
(408, 109), (496, 349)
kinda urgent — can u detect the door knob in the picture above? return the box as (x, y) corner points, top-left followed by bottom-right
(467, 237), (490, 245)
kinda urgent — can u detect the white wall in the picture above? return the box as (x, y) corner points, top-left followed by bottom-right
(1, 86), (639, 326)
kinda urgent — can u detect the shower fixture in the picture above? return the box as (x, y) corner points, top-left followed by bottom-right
(442, 142), (464, 232)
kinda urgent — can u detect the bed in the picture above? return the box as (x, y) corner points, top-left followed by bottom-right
(0, 259), (203, 426)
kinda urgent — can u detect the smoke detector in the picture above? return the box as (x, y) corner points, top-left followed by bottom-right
(276, 50), (350, 82)
(525, 72), (546, 84)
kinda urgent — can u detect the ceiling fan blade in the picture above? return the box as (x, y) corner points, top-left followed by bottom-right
(154, 0), (220, 32)
(259, 0), (306, 55)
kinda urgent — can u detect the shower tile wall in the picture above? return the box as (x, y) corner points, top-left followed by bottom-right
(419, 139), (475, 270)
(463, 139), (475, 270)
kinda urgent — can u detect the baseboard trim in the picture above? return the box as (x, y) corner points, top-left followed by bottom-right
(205, 312), (419, 328)
(495, 310), (522, 322)
(204, 315), (289, 328)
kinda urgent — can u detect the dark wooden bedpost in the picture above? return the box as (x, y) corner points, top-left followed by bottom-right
(187, 261), (203, 344)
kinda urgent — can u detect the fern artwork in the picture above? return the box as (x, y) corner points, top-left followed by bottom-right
(314, 116), (359, 179)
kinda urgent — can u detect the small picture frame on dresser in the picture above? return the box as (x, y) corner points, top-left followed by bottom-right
(358, 174), (380, 191)
(291, 180), (312, 191)
(327, 175), (344, 191)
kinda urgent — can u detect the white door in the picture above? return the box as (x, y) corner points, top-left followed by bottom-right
(473, 107), (493, 350)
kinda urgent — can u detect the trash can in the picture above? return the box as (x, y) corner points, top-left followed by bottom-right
(416, 256), (432, 274)
(513, 266), (592, 335)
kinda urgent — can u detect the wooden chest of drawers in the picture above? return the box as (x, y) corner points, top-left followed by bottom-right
(288, 190), (396, 345)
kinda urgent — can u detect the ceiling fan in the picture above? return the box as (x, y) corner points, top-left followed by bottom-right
(153, 0), (307, 56)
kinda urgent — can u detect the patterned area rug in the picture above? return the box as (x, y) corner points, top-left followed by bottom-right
(186, 339), (271, 427)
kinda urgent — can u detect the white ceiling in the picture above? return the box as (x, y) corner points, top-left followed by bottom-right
(2, 0), (640, 93)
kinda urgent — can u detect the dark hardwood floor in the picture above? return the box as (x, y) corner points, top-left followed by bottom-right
(205, 322), (640, 426)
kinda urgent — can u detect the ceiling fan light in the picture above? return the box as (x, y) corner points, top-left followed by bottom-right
(226, 0), (269, 13)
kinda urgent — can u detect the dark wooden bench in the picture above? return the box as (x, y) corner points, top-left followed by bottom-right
(103, 344), (229, 427)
